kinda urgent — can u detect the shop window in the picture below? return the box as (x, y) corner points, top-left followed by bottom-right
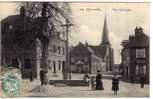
(136, 48), (146, 58)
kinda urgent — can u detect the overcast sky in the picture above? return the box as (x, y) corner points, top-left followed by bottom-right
(0, 2), (150, 64)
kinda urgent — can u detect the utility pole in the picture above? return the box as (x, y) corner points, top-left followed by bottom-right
(61, 18), (73, 80)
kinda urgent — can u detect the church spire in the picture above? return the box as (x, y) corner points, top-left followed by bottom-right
(100, 15), (110, 46)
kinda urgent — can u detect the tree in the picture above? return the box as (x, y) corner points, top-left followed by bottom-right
(22, 2), (73, 79)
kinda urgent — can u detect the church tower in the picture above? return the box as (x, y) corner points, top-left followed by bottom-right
(100, 15), (114, 72)
(100, 15), (110, 46)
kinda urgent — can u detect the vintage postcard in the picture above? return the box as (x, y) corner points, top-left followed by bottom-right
(0, 1), (150, 97)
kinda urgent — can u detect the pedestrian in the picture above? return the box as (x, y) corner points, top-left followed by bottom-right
(95, 70), (104, 90)
(30, 71), (33, 82)
(83, 72), (90, 83)
(90, 76), (95, 90)
(112, 75), (119, 95)
(44, 70), (48, 85)
(131, 76), (134, 84)
(140, 76), (145, 88)
(39, 69), (44, 85)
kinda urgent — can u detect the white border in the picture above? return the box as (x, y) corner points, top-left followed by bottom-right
(0, 0), (152, 99)
(0, 0), (151, 2)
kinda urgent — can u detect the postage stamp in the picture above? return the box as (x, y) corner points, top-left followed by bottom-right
(1, 66), (22, 97)
(0, 1), (150, 97)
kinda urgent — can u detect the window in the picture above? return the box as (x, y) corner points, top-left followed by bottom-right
(135, 65), (146, 75)
(136, 48), (146, 58)
(59, 61), (61, 70)
(58, 46), (60, 54)
(53, 61), (56, 74)
(24, 59), (31, 69)
(62, 61), (65, 72)
(63, 47), (65, 55)
(53, 45), (57, 53)
(136, 65), (139, 75)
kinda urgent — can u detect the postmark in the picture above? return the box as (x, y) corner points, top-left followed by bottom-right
(1, 66), (22, 97)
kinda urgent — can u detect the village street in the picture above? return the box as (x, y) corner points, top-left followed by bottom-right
(22, 79), (149, 97)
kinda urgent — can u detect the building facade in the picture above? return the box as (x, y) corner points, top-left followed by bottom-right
(88, 16), (114, 72)
(121, 27), (149, 83)
(70, 17), (114, 73)
(121, 40), (130, 80)
(69, 42), (103, 73)
(1, 6), (37, 78)
(1, 6), (67, 80)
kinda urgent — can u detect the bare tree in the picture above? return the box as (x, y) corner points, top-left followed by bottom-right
(22, 2), (73, 79)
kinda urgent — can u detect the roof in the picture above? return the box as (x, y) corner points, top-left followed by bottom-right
(128, 32), (149, 48)
(89, 45), (107, 58)
(70, 42), (93, 55)
(100, 15), (110, 46)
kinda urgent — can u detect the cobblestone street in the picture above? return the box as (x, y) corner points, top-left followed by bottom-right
(23, 79), (149, 97)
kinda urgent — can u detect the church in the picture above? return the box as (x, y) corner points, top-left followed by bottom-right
(88, 16), (114, 72)
(69, 16), (114, 73)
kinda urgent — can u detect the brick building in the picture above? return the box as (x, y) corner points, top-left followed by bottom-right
(121, 27), (149, 83)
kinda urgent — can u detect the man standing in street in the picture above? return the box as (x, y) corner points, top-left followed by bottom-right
(39, 69), (44, 85)
(140, 76), (145, 88)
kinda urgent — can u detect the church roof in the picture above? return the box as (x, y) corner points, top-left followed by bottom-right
(89, 46), (107, 58)
(100, 15), (110, 46)
(70, 42), (94, 55)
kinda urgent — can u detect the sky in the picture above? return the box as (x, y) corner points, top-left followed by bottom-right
(0, 2), (150, 64)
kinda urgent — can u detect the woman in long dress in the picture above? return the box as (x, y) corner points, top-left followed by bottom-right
(95, 70), (104, 90)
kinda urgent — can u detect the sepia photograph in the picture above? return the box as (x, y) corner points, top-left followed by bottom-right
(0, 1), (150, 97)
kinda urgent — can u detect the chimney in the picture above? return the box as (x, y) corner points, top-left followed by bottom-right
(139, 26), (143, 33)
(85, 42), (88, 46)
(20, 6), (25, 17)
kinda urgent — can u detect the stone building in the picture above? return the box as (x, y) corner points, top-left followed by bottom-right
(121, 40), (130, 80)
(1, 6), (67, 80)
(45, 32), (66, 80)
(88, 16), (114, 72)
(69, 42), (103, 73)
(69, 16), (114, 73)
(121, 27), (149, 83)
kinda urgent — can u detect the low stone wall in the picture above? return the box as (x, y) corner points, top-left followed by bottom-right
(49, 80), (89, 86)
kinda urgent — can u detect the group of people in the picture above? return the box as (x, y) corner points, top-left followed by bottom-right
(83, 70), (119, 95)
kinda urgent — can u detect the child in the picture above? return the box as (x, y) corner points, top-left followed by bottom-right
(90, 76), (95, 90)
